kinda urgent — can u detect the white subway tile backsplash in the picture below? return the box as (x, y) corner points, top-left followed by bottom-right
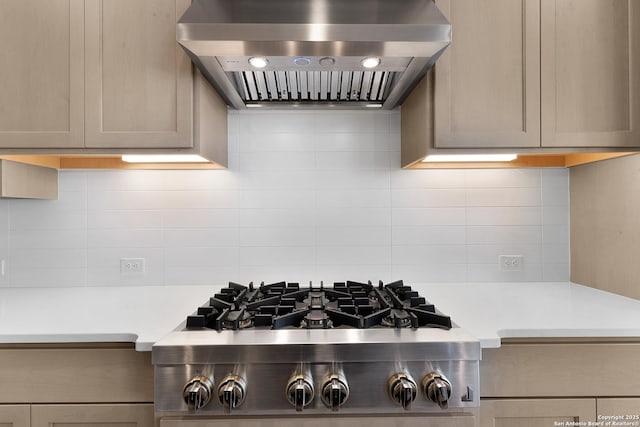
(239, 227), (315, 247)
(467, 207), (543, 226)
(240, 190), (315, 209)
(316, 189), (390, 208)
(392, 245), (467, 265)
(11, 229), (86, 249)
(391, 169), (467, 189)
(465, 187), (542, 207)
(392, 189), (466, 208)
(392, 208), (466, 226)
(88, 211), (163, 229)
(464, 169), (541, 188)
(316, 226), (391, 246)
(2, 110), (570, 287)
(316, 246), (390, 265)
(240, 246), (315, 266)
(162, 210), (238, 228)
(163, 229), (239, 248)
(88, 229), (162, 248)
(392, 226), (467, 245)
(467, 226), (543, 245)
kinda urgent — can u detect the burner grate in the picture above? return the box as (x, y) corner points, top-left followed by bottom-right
(185, 280), (452, 331)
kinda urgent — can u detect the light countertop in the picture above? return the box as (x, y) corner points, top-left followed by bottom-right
(1, 282), (639, 351)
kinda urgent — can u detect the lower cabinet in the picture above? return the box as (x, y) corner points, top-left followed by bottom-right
(31, 404), (154, 427)
(0, 405), (29, 427)
(160, 416), (476, 427)
(479, 399), (596, 427)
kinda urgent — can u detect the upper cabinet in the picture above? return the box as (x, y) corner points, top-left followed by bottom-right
(0, 0), (84, 148)
(84, 0), (193, 149)
(541, 0), (640, 148)
(433, 0), (541, 149)
(402, 0), (640, 165)
(0, 0), (227, 165)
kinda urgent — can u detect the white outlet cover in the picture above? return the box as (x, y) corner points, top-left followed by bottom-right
(499, 255), (524, 272)
(120, 258), (145, 275)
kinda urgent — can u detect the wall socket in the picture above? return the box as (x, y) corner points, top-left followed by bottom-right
(120, 258), (145, 275)
(499, 255), (524, 272)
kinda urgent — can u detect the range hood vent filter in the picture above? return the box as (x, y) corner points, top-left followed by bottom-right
(233, 71), (398, 105)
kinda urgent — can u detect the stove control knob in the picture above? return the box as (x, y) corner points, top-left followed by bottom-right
(217, 374), (247, 413)
(183, 375), (214, 411)
(388, 373), (417, 410)
(422, 372), (452, 410)
(286, 373), (314, 411)
(320, 373), (349, 411)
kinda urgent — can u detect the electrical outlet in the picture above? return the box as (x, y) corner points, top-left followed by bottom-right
(120, 258), (145, 275)
(1, 259), (5, 276)
(499, 255), (524, 272)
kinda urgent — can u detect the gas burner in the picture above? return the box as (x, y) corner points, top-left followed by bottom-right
(381, 309), (414, 328)
(222, 310), (253, 330)
(300, 310), (333, 329)
(185, 280), (452, 331)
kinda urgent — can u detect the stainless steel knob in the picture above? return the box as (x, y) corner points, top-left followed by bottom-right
(388, 373), (417, 410)
(217, 374), (247, 412)
(183, 375), (214, 411)
(320, 373), (349, 411)
(422, 372), (452, 409)
(286, 373), (314, 411)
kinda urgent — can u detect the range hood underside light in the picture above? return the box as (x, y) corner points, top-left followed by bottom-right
(422, 154), (519, 163)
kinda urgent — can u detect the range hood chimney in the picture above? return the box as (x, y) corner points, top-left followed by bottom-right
(177, 0), (451, 110)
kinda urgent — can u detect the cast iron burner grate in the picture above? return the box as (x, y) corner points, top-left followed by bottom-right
(185, 280), (452, 331)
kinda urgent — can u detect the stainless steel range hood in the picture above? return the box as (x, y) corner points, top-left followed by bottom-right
(177, 0), (451, 110)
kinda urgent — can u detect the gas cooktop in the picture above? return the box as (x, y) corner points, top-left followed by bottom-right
(185, 280), (453, 331)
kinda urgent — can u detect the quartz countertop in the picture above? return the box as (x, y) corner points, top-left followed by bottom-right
(1, 282), (639, 351)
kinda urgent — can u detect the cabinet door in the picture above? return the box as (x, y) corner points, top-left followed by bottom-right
(597, 398), (640, 420)
(480, 399), (596, 427)
(0, 405), (29, 427)
(85, 0), (193, 149)
(31, 404), (154, 427)
(0, 0), (84, 148)
(541, 0), (640, 147)
(434, 0), (541, 148)
(161, 416), (476, 427)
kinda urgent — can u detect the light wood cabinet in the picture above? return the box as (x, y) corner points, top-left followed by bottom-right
(0, 0), (227, 164)
(0, 405), (29, 427)
(85, 0), (193, 149)
(160, 416), (476, 427)
(479, 399), (596, 427)
(401, 0), (640, 165)
(31, 404), (153, 427)
(0, 0), (84, 149)
(433, 0), (541, 149)
(541, 0), (640, 148)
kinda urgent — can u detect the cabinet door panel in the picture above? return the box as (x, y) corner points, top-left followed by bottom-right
(0, 405), (29, 427)
(85, 0), (193, 148)
(434, 0), (540, 148)
(480, 399), (596, 427)
(31, 404), (154, 427)
(541, 0), (640, 147)
(597, 398), (640, 417)
(0, 0), (84, 148)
